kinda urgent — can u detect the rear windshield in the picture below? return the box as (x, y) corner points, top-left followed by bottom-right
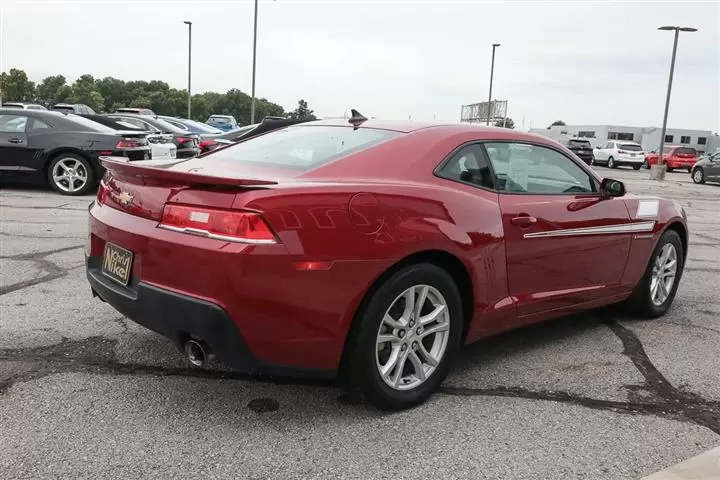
(207, 125), (401, 171)
(185, 119), (223, 134)
(209, 117), (232, 125)
(675, 147), (696, 156)
(52, 105), (75, 112)
(567, 140), (591, 148)
(64, 114), (116, 133)
(620, 144), (642, 151)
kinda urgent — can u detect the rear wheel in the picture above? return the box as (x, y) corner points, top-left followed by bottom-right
(628, 230), (684, 318)
(687, 167), (692, 173)
(608, 157), (617, 169)
(47, 154), (95, 196)
(667, 166), (674, 172)
(692, 167), (705, 184)
(343, 263), (463, 410)
(633, 165), (641, 171)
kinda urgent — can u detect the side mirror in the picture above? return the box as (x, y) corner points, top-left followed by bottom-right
(600, 178), (626, 198)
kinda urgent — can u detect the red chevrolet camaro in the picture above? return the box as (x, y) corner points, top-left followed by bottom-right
(86, 116), (688, 410)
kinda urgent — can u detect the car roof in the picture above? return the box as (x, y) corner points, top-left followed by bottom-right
(208, 115), (234, 119)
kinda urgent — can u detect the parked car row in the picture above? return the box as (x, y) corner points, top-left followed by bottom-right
(0, 106), (311, 195)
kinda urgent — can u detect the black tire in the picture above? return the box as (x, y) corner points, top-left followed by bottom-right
(633, 165), (641, 171)
(687, 167), (692, 173)
(692, 167), (705, 184)
(643, 159), (649, 169)
(628, 230), (684, 318)
(667, 167), (674, 172)
(47, 153), (96, 196)
(608, 156), (617, 169)
(343, 263), (463, 410)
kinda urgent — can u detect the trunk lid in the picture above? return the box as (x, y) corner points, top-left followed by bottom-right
(99, 157), (277, 220)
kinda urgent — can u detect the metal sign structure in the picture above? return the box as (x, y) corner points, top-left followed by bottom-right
(460, 100), (508, 124)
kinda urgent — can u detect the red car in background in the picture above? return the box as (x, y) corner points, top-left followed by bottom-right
(644, 146), (698, 172)
(86, 116), (688, 410)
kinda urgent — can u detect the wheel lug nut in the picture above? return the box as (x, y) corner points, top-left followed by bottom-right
(412, 342), (418, 350)
(399, 330), (405, 338)
(409, 320), (415, 327)
(401, 344), (407, 351)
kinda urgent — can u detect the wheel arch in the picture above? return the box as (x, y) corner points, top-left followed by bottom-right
(339, 249), (474, 373)
(664, 221), (688, 262)
(44, 148), (95, 179)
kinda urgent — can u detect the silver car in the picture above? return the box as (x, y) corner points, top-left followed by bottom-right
(691, 149), (720, 185)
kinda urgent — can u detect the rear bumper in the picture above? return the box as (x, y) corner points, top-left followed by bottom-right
(86, 254), (333, 379)
(615, 156), (644, 166)
(177, 147), (200, 158)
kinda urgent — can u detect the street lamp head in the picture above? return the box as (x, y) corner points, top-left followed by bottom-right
(679, 27), (698, 32)
(184, 20), (192, 25)
(658, 26), (677, 31)
(492, 43), (501, 47)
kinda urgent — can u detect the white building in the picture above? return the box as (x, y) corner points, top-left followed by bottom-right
(530, 124), (718, 154)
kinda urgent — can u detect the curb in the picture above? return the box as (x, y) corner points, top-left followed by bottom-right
(640, 446), (720, 479)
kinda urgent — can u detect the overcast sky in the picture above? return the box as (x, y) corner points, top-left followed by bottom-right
(1, 0), (718, 131)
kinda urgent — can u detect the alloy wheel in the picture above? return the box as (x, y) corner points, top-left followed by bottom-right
(693, 168), (704, 184)
(650, 243), (678, 306)
(375, 285), (450, 391)
(52, 158), (88, 193)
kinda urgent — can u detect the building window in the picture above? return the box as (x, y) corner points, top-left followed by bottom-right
(680, 136), (691, 144)
(698, 137), (707, 145)
(577, 131), (595, 138)
(665, 135), (674, 143)
(608, 132), (634, 141)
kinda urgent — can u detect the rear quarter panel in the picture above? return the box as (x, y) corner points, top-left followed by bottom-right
(619, 195), (687, 290)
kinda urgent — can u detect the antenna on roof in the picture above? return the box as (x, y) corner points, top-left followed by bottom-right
(348, 109), (368, 130)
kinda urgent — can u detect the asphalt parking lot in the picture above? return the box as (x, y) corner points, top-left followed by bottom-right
(1, 167), (718, 479)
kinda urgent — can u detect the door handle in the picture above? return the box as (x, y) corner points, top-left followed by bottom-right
(510, 215), (537, 228)
(8, 137), (24, 144)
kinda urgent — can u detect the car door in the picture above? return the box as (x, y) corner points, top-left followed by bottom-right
(595, 142), (609, 162)
(484, 141), (634, 319)
(0, 113), (30, 172)
(707, 152), (720, 180)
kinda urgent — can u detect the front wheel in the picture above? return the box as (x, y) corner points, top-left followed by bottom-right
(667, 166), (674, 172)
(633, 165), (641, 171)
(343, 264), (463, 410)
(608, 157), (617, 169)
(692, 167), (705, 184)
(47, 154), (95, 196)
(628, 230), (684, 318)
(687, 167), (692, 173)
(643, 159), (650, 169)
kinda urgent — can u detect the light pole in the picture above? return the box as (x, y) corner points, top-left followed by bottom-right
(250, 0), (260, 124)
(487, 43), (500, 126)
(184, 21), (192, 119)
(656, 25), (697, 171)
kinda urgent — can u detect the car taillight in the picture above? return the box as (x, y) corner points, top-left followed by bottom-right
(177, 136), (191, 144)
(97, 180), (109, 205)
(618, 150), (627, 154)
(116, 140), (140, 148)
(199, 139), (217, 149)
(159, 204), (278, 244)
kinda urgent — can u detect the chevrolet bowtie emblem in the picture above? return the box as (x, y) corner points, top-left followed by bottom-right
(117, 191), (134, 206)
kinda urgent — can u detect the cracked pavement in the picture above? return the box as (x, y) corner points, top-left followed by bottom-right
(1, 169), (719, 479)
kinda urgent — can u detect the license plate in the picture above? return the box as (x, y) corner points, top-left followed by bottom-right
(102, 242), (133, 286)
(631, 153), (636, 157)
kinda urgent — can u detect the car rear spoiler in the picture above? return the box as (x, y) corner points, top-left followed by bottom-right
(100, 157), (278, 187)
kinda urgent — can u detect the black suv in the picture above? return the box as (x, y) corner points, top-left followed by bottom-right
(564, 138), (594, 165)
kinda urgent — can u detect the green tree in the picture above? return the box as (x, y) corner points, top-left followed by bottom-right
(0, 68), (36, 102)
(35, 75), (67, 106)
(288, 99), (316, 120)
(494, 117), (515, 129)
(67, 74), (105, 112)
(548, 120), (566, 128)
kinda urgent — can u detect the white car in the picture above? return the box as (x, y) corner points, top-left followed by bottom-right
(592, 141), (644, 170)
(147, 134), (177, 160)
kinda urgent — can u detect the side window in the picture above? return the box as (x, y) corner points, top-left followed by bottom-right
(437, 143), (494, 190)
(485, 143), (596, 194)
(0, 114), (28, 133)
(30, 119), (52, 131)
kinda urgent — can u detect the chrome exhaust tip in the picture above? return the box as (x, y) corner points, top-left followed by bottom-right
(184, 339), (208, 367)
